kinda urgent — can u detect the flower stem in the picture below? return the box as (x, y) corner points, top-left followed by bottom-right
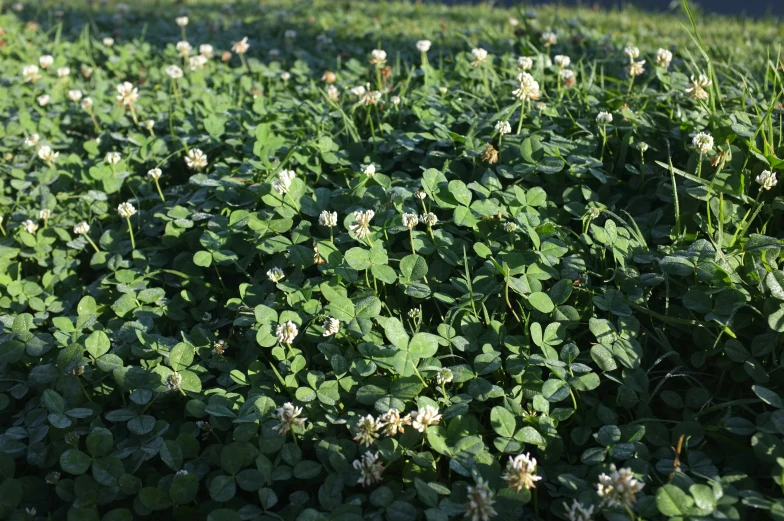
(154, 180), (166, 202)
(409, 229), (416, 255)
(126, 217), (135, 250)
(85, 234), (100, 252)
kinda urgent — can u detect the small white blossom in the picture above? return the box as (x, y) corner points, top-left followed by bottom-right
(37, 145), (59, 163)
(391, 95), (401, 106)
(352, 452), (384, 487)
(185, 148), (207, 170)
(284, 29), (297, 40)
(350, 209), (375, 238)
(513, 72), (540, 101)
(541, 32), (557, 46)
(353, 414), (383, 446)
(267, 267), (285, 282)
(362, 164), (376, 176)
(692, 132), (714, 154)
(508, 17), (519, 26)
(596, 111), (613, 125)
(565, 500), (595, 521)
(166, 65), (184, 79)
(327, 85), (340, 102)
(117, 202), (137, 219)
(501, 453), (542, 491)
(175, 469), (189, 478)
(81, 64), (94, 78)
(686, 73), (712, 100)
(596, 464), (645, 508)
(176, 41), (192, 57)
(518, 56), (533, 70)
(655, 48), (673, 68)
(627, 60), (645, 77)
(232, 37), (249, 55)
(271, 169), (296, 194)
(25, 134), (40, 147)
(199, 44), (214, 58)
(370, 49), (387, 65)
(319, 210), (338, 227)
(175, 16), (188, 27)
(624, 45), (640, 59)
(68, 89), (82, 102)
(410, 405), (441, 432)
(280, 71), (291, 81)
(350, 85), (367, 97)
(414, 189), (427, 200)
(465, 478), (497, 521)
(402, 213), (419, 229)
(276, 321), (298, 344)
(273, 402), (306, 434)
(322, 317), (340, 336)
(470, 48), (488, 67)
(421, 212), (438, 227)
(45, 471), (61, 485)
(74, 221), (90, 235)
(39, 209), (51, 220)
(57, 67), (70, 78)
(39, 55), (54, 69)
(147, 168), (162, 181)
(436, 368), (453, 384)
(81, 97), (93, 110)
(379, 408), (412, 436)
(755, 170), (778, 191)
(504, 222), (518, 233)
(416, 40), (432, 53)
(116, 82), (139, 106)
(37, 94), (50, 107)
(554, 55), (570, 68)
(560, 69), (575, 84)
(105, 152), (121, 165)
(495, 120), (512, 135)
(22, 220), (39, 234)
(23, 64), (41, 82)
(165, 372), (182, 390)
(103, 37), (115, 47)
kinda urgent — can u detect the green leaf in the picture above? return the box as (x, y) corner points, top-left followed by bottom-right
(85, 330), (110, 358)
(527, 292), (554, 313)
(490, 406), (516, 438)
(86, 428), (113, 457)
(400, 254), (428, 282)
(448, 180), (472, 206)
(169, 343), (194, 372)
(409, 333), (439, 358)
(209, 475), (236, 502)
(656, 484), (694, 516)
(60, 449), (92, 475)
(193, 250), (213, 267)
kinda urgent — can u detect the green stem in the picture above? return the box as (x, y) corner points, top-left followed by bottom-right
(85, 234), (100, 252)
(126, 217), (135, 250)
(154, 180), (165, 202)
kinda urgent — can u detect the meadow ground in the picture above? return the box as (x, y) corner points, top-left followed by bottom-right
(1, 1), (784, 521)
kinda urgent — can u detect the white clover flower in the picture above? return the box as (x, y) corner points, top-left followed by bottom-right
(81, 64), (94, 78)
(37, 94), (50, 107)
(144, 119), (155, 130)
(391, 95), (401, 106)
(105, 152), (121, 165)
(175, 16), (188, 27)
(39, 55), (54, 69)
(370, 49), (387, 65)
(360, 90), (382, 106)
(353, 414), (383, 446)
(116, 3), (129, 15)
(74, 221), (90, 235)
(213, 339), (227, 355)
(273, 402), (306, 434)
(12, 2), (22, 11)
(755, 170), (778, 190)
(147, 168), (162, 181)
(350, 85), (367, 97)
(416, 40), (432, 53)
(470, 47), (488, 66)
(596, 111), (613, 125)
(408, 308), (421, 319)
(280, 71), (291, 81)
(692, 132), (714, 154)
(508, 17), (519, 26)
(272, 169), (296, 194)
(465, 478), (497, 521)
(276, 321), (298, 344)
(166, 65), (184, 79)
(504, 222), (518, 233)
(655, 48), (673, 68)
(25, 134), (40, 147)
(513, 72), (540, 101)
(80, 97), (93, 111)
(541, 31), (557, 46)
(352, 452), (384, 487)
(501, 453), (542, 491)
(560, 69), (576, 84)
(165, 372), (182, 390)
(379, 408), (412, 436)
(518, 56), (533, 70)
(350, 209), (375, 238)
(199, 44), (214, 58)
(362, 164), (376, 176)
(436, 368), (453, 384)
(565, 499), (595, 521)
(627, 60), (645, 77)
(322, 317), (340, 336)
(116, 82), (138, 106)
(189, 55), (208, 71)
(175, 469), (189, 478)
(624, 45), (640, 59)
(68, 89), (82, 103)
(22, 220), (39, 234)
(37, 145), (59, 163)
(596, 464), (645, 508)
(686, 73), (712, 100)
(45, 471), (61, 485)
(495, 120), (512, 136)
(415, 189), (427, 200)
(23, 64), (41, 82)
(232, 37), (250, 55)
(185, 148), (207, 170)
(402, 213), (419, 229)
(103, 37), (115, 47)
(284, 29), (297, 40)
(421, 212), (438, 227)
(176, 41), (192, 57)
(327, 85), (340, 102)
(410, 405), (441, 432)
(319, 210), (338, 227)
(117, 202), (137, 218)
(39, 209), (51, 220)
(57, 67), (70, 78)
(267, 267), (285, 282)
(554, 55), (571, 68)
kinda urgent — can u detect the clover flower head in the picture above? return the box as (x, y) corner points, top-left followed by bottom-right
(117, 202), (136, 219)
(166, 65), (184, 79)
(560, 68), (576, 86)
(391, 95), (401, 106)
(74, 221), (90, 235)
(350, 85), (367, 97)
(165, 372), (182, 390)
(175, 16), (188, 27)
(319, 210), (338, 227)
(402, 212), (419, 229)
(421, 212), (438, 227)
(360, 88), (382, 106)
(322, 317), (340, 336)
(213, 339), (227, 355)
(45, 471), (61, 485)
(352, 451), (384, 487)
(23, 64), (41, 82)
(470, 47), (488, 66)
(465, 477), (497, 521)
(38, 145), (59, 163)
(417, 40), (432, 53)
(436, 367), (453, 384)
(370, 49), (387, 65)
(57, 67), (70, 78)
(554, 55), (571, 68)
(565, 499), (595, 521)
(513, 72), (540, 101)
(686, 73), (712, 100)
(81, 64), (94, 78)
(284, 29), (297, 40)
(692, 132), (714, 154)
(280, 71), (291, 81)
(495, 120), (512, 136)
(185, 148), (207, 170)
(327, 84), (340, 102)
(755, 170), (778, 191)
(199, 44), (214, 58)
(626, 60), (645, 77)
(415, 189), (427, 200)
(39, 209), (51, 220)
(655, 48), (673, 68)
(322, 71), (337, 83)
(144, 119), (155, 130)
(350, 209), (375, 238)
(508, 17), (519, 26)
(273, 402), (306, 434)
(267, 267), (285, 282)
(596, 111), (613, 125)
(105, 152), (121, 165)
(353, 414), (383, 446)
(624, 45), (640, 59)
(502, 453), (542, 491)
(518, 56), (533, 70)
(37, 94), (50, 106)
(25, 134), (40, 147)
(276, 321), (298, 344)
(147, 168), (162, 181)
(176, 40), (192, 57)
(410, 405), (441, 432)
(68, 89), (82, 102)
(504, 222), (518, 233)
(103, 37), (115, 47)
(39, 55), (54, 69)
(272, 169), (296, 194)
(408, 307), (421, 319)
(542, 31), (557, 46)
(379, 408), (412, 436)
(596, 464), (644, 508)
(22, 219), (39, 234)
(116, 81), (139, 106)
(232, 36), (249, 55)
